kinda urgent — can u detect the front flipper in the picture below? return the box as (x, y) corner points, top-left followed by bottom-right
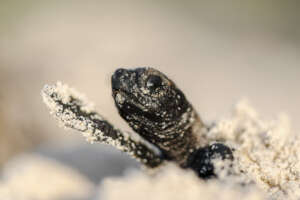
(186, 143), (233, 179)
(41, 82), (163, 168)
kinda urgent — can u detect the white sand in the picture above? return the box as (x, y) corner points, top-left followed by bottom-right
(99, 164), (265, 200)
(99, 101), (300, 200)
(206, 100), (300, 199)
(40, 82), (300, 200)
(0, 154), (94, 200)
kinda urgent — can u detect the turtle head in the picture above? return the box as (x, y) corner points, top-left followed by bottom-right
(111, 67), (190, 134)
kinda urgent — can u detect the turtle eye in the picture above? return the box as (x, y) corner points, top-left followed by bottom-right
(146, 75), (162, 91)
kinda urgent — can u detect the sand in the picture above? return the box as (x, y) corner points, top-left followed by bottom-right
(99, 100), (300, 200)
(0, 154), (94, 200)
(40, 83), (300, 200)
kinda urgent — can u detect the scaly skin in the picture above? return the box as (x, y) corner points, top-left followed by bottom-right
(111, 67), (206, 167)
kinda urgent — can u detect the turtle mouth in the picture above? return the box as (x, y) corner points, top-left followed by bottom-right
(112, 89), (147, 112)
(113, 89), (164, 124)
(111, 67), (151, 115)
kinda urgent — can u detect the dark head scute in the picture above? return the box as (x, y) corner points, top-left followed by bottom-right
(112, 67), (190, 131)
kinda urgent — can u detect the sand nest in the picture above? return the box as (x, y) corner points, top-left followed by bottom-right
(99, 100), (300, 200)
(38, 83), (300, 200)
(1, 99), (299, 200)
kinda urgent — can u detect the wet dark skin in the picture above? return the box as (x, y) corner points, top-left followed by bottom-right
(111, 67), (233, 179)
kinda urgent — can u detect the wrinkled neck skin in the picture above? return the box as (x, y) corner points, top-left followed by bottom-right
(125, 101), (205, 166)
(150, 105), (204, 166)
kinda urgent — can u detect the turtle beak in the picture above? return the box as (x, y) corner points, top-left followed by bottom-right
(112, 68), (127, 91)
(111, 67), (147, 92)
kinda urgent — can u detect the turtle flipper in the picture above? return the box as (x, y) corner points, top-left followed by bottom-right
(41, 82), (163, 168)
(186, 143), (233, 179)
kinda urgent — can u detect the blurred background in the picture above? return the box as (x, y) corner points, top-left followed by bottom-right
(0, 0), (299, 199)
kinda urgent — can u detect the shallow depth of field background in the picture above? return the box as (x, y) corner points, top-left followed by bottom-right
(0, 0), (299, 189)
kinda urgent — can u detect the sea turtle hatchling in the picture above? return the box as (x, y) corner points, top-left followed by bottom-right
(42, 67), (233, 179)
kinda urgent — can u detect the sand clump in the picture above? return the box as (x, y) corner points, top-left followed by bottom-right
(100, 101), (300, 200)
(206, 100), (300, 199)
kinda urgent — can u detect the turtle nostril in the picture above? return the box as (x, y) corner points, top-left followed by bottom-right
(112, 68), (126, 90)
